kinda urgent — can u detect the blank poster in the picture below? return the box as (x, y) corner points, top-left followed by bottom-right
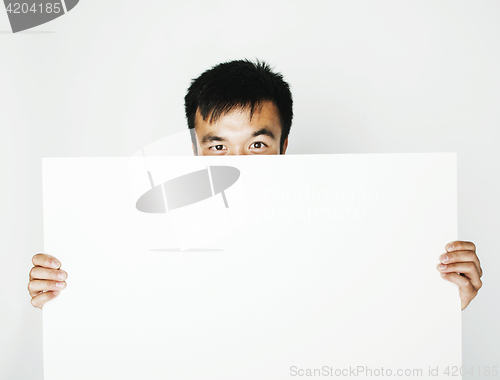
(43, 153), (461, 379)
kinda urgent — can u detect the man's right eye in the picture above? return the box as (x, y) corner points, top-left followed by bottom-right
(210, 145), (226, 151)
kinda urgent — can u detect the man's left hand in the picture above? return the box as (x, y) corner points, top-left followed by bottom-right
(437, 241), (482, 310)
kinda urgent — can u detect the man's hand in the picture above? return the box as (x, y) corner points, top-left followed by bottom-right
(28, 254), (67, 309)
(437, 241), (482, 310)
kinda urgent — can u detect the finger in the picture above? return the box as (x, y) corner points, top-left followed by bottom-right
(439, 250), (482, 277)
(440, 272), (477, 310)
(31, 291), (61, 309)
(32, 253), (61, 270)
(28, 280), (66, 296)
(437, 262), (482, 290)
(446, 241), (476, 253)
(30, 267), (67, 281)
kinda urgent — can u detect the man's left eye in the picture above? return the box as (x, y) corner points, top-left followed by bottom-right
(250, 142), (267, 149)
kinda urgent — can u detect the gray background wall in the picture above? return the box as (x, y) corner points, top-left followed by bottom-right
(1, 1), (499, 378)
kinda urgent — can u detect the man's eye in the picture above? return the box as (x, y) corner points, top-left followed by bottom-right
(209, 144), (226, 151)
(250, 141), (268, 149)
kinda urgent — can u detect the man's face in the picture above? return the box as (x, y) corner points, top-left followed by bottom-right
(193, 100), (288, 156)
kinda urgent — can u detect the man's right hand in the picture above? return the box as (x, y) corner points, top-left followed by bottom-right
(28, 254), (67, 309)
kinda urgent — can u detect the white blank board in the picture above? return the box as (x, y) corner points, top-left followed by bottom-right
(43, 154), (461, 379)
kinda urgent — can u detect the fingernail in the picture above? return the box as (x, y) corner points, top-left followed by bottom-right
(58, 271), (67, 280)
(438, 264), (447, 270)
(51, 260), (60, 269)
(440, 254), (449, 263)
(446, 243), (454, 252)
(55, 282), (65, 289)
(52, 290), (60, 295)
(441, 273), (447, 277)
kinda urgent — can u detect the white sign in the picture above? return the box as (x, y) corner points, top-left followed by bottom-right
(43, 154), (461, 379)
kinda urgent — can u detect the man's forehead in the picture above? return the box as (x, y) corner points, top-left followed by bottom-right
(195, 105), (280, 139)
(194, 102), (271, 125)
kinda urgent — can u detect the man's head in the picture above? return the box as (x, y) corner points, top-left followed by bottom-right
(185, 59), (293, 155)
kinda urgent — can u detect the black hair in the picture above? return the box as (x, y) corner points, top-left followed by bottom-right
(184, 59), (293, 154)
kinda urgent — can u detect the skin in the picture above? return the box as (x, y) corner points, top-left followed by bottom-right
(29, 254), (67, 308)
(437, 241), (483, 310)
(29, 101), (482, 310)
(193, 101), (287, 156)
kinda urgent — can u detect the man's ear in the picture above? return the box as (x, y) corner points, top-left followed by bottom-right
(281, 137), (288, 155)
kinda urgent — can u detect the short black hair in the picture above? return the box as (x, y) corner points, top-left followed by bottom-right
(184, 59), (293, 154)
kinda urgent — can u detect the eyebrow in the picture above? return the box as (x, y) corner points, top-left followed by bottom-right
(201, 134), (225, 144)
(200, 127), (277, 145)
(252, 127), (276, 140)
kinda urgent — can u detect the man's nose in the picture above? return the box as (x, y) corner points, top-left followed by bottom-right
(227, 147), (247, 155)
